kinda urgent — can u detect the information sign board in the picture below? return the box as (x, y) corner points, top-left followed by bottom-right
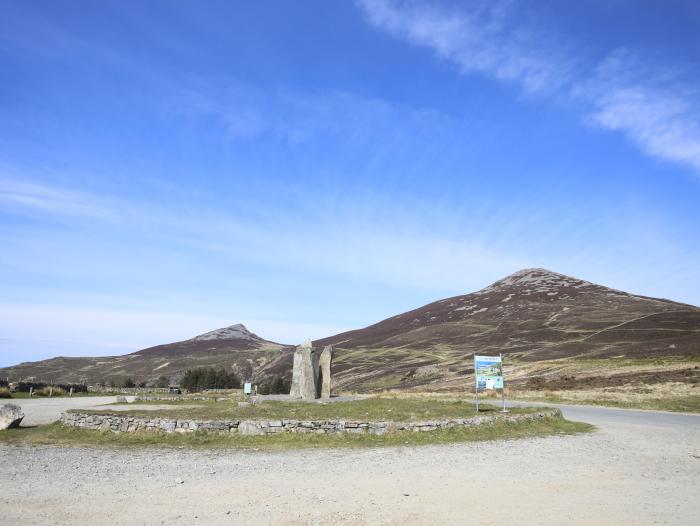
(474, 355), (504, 390)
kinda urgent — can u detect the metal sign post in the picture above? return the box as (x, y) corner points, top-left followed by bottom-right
(500, 353), (508, 413)
(474, 354), (480, 412)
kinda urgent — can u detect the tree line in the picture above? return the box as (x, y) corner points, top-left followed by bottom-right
(258, 375), (291, 395)
(180, 368), (290, 394)
(180, 368), (241, 392)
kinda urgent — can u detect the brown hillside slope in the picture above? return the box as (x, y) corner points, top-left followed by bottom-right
(0, 324), (293, 385)
(313, 268), (700, 391)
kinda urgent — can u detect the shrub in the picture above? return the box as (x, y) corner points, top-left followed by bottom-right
(0, 387), (12, 398)
(155, 376), (170, 388)
(35, 387), (66, 397)
(0, 379), (8, 388)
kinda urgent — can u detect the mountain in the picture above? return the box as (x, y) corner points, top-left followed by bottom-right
(0, 324), (292, 385)
(2, 269), (698, 391)
(314, 268), (700, 391)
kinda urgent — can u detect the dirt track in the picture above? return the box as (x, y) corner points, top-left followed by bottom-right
(1, 401), (699, 525)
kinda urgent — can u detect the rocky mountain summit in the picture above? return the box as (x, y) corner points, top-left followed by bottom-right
(189, 323), (263, 342)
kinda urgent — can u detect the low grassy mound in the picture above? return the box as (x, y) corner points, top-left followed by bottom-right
(75, 397), (535, 421)
(0, 415), (593, 450)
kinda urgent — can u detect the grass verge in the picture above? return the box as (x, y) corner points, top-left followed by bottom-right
(0, 417), (593, 450)
(513, 393), (700, 413)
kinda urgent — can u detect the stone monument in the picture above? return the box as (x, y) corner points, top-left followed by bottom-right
(289, 341), (333, 400)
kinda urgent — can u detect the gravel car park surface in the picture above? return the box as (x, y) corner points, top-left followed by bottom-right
(1, 400), (699, 525)
(5, 396), (132, 425)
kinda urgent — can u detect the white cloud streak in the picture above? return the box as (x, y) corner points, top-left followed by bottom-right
(358, 0), (571, 94)
(357, 0), (700, 173)
(0, 177), (118, 220)
(170, 83), (457, 152)
(581, 50), (700, 171)
(0, 173), (524, 292)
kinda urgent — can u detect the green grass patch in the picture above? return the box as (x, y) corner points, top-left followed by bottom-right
(0, 417), (593, 450)
(78, 397), (536, 421)
(519, 393), (700, 413)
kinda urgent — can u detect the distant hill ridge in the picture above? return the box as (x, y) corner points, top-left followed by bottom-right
(2, 268), (698, 388)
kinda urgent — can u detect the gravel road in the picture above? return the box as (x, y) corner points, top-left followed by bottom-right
(1, 402), (698, 525)
(6, 396), (131, 425)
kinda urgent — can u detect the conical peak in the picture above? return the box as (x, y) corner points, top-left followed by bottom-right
(476, 268), (595, 295)
(191, 323), (259, 342)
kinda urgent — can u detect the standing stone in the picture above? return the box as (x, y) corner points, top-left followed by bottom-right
(0, 403), (24, 430)
(319, 345), (333, 399)
(289, 340), (321, 400)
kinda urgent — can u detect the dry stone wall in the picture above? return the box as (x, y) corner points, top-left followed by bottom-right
(59, 409), (561, 435)
(132, 396), (227, 402)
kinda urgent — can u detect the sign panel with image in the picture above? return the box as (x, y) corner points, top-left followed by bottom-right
(474, 355), (504, 390)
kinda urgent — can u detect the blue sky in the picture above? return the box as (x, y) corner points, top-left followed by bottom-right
(1, 0), (699, 367)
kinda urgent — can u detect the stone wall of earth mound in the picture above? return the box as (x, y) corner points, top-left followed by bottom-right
(132, 396), (229, 402)
(59, 409), (561, 435)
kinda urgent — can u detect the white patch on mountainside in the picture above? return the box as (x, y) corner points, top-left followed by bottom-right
(153, 362), (170, 371)
(475, 268), (598, 295)
(190, 323), (261, 342)
(439, 268), (638, 319)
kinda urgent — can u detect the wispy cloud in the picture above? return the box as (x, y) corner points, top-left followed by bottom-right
(0, 173), (524, 293)
(357, 0), (572, 94)
(357, 0), (700, 173)
(0, 177), (118, 220)
(169, 82), (457, 151)
(579, 50), (700, 172)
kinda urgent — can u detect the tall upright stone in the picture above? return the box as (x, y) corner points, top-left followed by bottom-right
(319, 345), (333, 399)
(289, 340), (321, 400)
(288, 340), (334, 400)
